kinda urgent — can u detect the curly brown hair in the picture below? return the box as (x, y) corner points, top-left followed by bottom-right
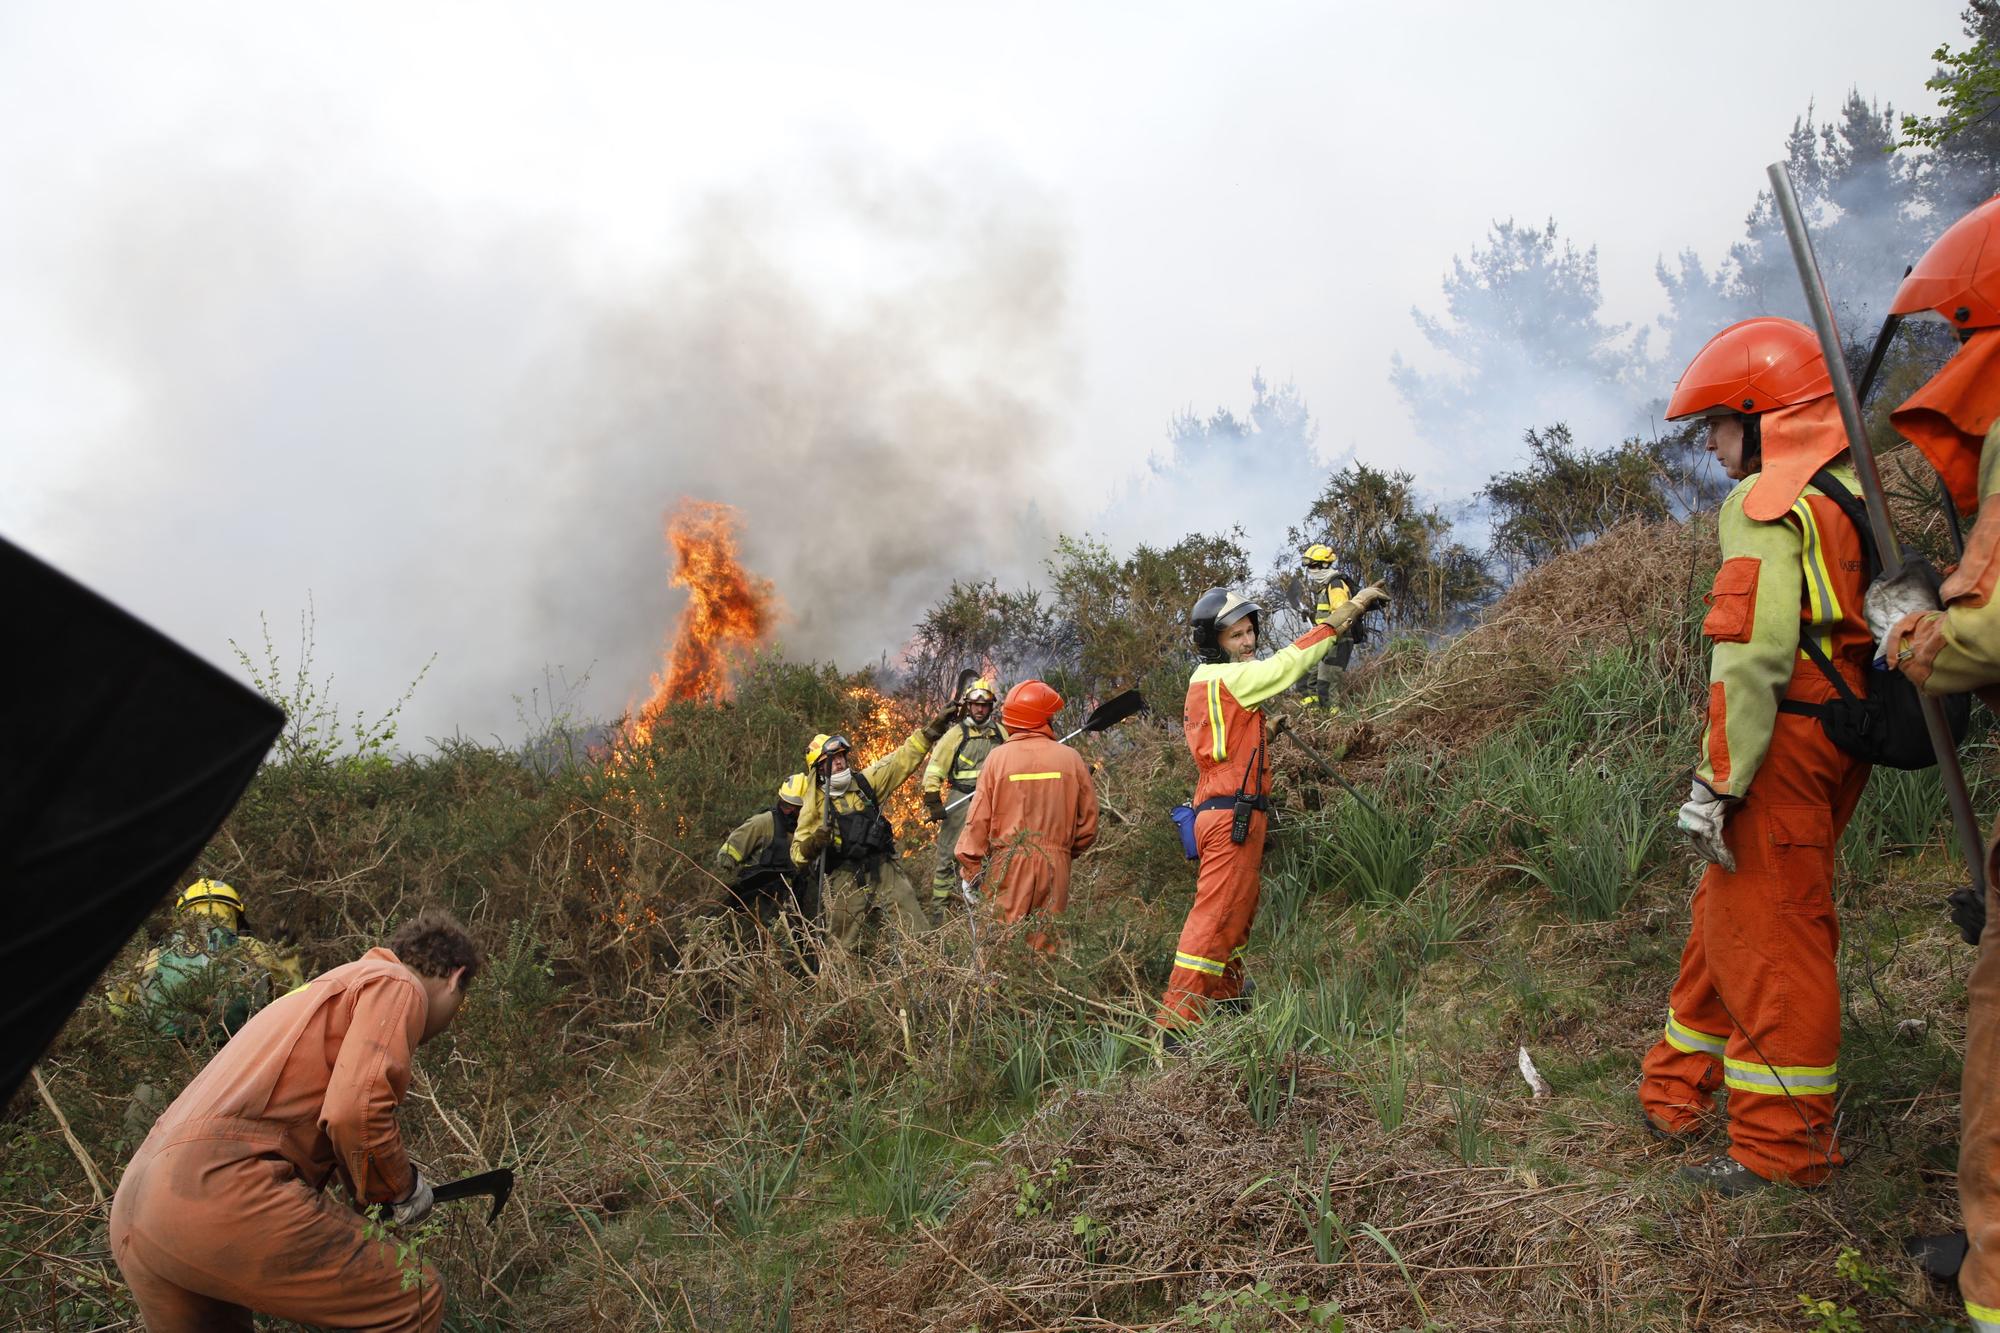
(387, 908), (482, 989)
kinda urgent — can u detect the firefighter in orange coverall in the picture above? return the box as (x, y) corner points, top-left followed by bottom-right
(1637, 317), (1874, 1195)
(1875, 193), (2000, 1330)
(109, 909), (481, 1332)
(1158, 582), (1386, 1031)
(955, 679), (1100, 952)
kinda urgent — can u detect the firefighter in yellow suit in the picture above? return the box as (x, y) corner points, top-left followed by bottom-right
(1298, 544), (1358, 712)
(921, 678), (1007, 919)
(792, 706), (957, 953)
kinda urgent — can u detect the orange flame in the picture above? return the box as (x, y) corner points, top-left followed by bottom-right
(838, 680), (928, 850)
(626, 500), (775, 745)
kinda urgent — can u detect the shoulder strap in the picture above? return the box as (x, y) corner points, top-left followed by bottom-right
(850, 769), (880, 810)
(1805, 469), (1882, 581)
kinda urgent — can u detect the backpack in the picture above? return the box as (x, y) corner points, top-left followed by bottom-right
(1776, 470), (1969, 771)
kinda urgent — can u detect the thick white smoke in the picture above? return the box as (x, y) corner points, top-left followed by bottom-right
(14, 156), (1081, 744)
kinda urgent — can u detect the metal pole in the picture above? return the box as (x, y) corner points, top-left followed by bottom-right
(1767, 161), (1987, 903)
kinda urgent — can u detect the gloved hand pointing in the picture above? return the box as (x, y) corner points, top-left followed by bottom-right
(1677, 782), (1736, 873)
(922, 706), (959, 745)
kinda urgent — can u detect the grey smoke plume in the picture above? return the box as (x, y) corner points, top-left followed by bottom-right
(18, 157), (1079, 744)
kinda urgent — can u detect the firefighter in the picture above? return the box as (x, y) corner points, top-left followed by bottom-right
(922, 678), (1007, 920)
(716, 773), (810, 937)
(792, 705), (958, 953)
(1636, 317), (1872, 1195)
(109, 909), (481, 1333)
(107, 879), (305, 1041)
(955, 680), (1099, 952)
(1875, 193), (2000, 1330)
(1159, 581), (1386, 1032)
(1298, 543), (1361, 712)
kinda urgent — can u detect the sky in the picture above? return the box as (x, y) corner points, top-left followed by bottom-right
(0, 0), (1968, 745)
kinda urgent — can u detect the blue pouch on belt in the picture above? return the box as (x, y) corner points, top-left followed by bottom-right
(1169, 802), (1199, 860)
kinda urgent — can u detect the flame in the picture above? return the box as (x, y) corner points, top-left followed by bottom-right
(625, 500), (775, 745)
(838, 680), (928, 851)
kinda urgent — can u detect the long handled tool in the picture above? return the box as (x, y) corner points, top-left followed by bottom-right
(943, 689), (1149, 814)
(1851, 304), (1968, 561)
(1272, 724), (1384, 820)
(1768, 161), (1989, 912)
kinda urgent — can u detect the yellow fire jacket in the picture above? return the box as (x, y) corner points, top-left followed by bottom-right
(718, 810), (779, 872)
(1697, 464), (1865, 798)
(790, 728), (931, 867)
(921, 719), (1008, 796)
(1312, 578), (1352, 631)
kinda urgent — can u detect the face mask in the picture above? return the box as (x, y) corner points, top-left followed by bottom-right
(1305, 565), (1336, 586)
(827, 768), (855, 796)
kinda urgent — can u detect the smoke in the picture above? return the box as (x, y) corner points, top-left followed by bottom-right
(18, 155), (1080, 744)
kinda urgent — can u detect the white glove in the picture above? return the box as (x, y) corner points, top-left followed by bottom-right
(1677, 782), (1736, 873)
(389, 1170), (435, 1228)
(959, 878), (978, 904)
(1351, 584), (1390, 612)
(1865, 568), (1940, 666)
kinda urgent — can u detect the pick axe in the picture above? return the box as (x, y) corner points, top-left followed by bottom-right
(943, 689), (1149, 814)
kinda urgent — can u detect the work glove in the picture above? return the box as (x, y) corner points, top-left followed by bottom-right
(797, 823), (833, 863)
(1351, 584), (1390, 613)
(922, 706), (958, 745)
(1865, 566), (1942, 666)
(922, 791), (947, 823)
(388, 1171), (435, 1228)
(1951, 885), (1987, 947)
(1677, 782), (1737, 873)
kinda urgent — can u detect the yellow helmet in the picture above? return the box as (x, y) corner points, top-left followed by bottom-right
(1302, 543), (1336, 566)
(176, 878), (244, 925)
(804, 733), (852, 769)
(777, 773), (809, 805)
(963, 677), (998, 704)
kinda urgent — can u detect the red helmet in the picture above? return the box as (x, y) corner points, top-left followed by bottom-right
(1000, 680), (1063, 733)
(1891, 193), (2000, 329)
(1665, 317), (1831, 421)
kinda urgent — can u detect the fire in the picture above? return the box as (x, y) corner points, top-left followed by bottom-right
(837, 680), (927, 849)
(625, 500), (775, 745)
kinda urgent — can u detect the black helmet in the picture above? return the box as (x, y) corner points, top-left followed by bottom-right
(1190, 587), (1261, 663)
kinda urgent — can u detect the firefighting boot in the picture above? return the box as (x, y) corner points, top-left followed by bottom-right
(1677, 1153), (1769, 1197)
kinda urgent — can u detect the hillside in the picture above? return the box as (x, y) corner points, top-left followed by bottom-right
(3, 516), (1985, 1331)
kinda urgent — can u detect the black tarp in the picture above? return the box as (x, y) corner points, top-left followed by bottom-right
(1, 535), (282, 1108)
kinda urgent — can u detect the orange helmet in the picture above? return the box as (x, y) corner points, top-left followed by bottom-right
(1000, 680), (1063, 733)
(1891, 193), (2000, 329)
(1665, 317), (1831, 421)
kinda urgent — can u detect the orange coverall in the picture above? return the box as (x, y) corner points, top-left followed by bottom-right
(109, 947), (443, 1332)
(1881, 330), (2000, 1329)
(954, 724), (1099, 951)
(1159, 621), (1338, 1027)
(1639, 431), (1872, 1185)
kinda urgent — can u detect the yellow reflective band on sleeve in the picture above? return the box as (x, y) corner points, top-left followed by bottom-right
(1207, 680), (1227, 761)
(1966, 1298), (2000, 1331)
(723, 845), (744, 862)
(1664, 1008), (1727, 1059)
(1007, 772), (1064, 782)
(1174, 951), (1227, 977)
(1792, 498), (1839, 661)
(1722, 1056), (1836, 1097)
